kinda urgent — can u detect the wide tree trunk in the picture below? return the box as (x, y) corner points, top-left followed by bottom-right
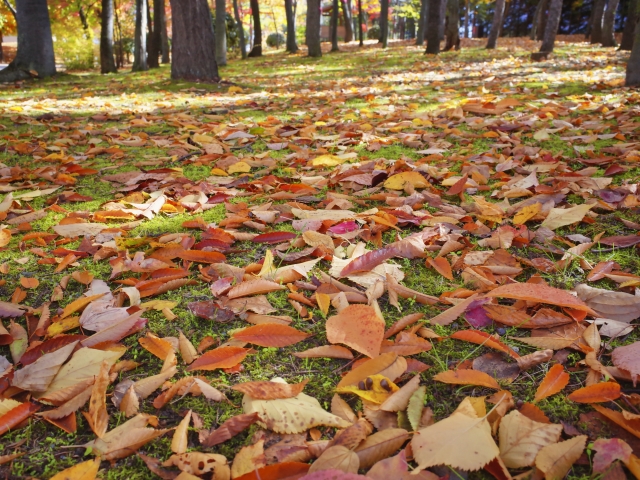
(215, 0), (228, 64)
(602, 0), (620, 46)
(620, 0), (639, 50)
(626, 0), (640, 85)
(306, 0), (322, 56)
(358, 0), (364, 45)
(416, 0), (429, 45)
(590, 0), (606, 44)
(486, 0), (505, 48)
(425, 0), (444, 53)
(170, 0), (219, 81)
(533, 0), (562, 58)
(0, 0), (56, 81)
(133, 0), (148, 71)
(330, 0), (340, 51)
(444, 0), (460, 50)
(100, 0), (118, 73)
(248, 0), (262, 56)
(380, 0), (389, 47)
(342, 0), (354, 42)
(285, 0), (298, 52)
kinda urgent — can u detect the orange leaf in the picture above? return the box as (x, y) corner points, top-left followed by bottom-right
(337, 353), (406, 388)
(232, 379), (308, 400)
(486, 283), (597, 315)
(427, 257), (453, 280)
(450, 330), (520, 359)
(0, 402), (39, 436)
(293, 345), (354, 359)
(54, 253), (78, 273)
(138, 333), (175, 360)
(534, 364), (570, 403)
(227, 279), (287, 299)
(326, 304), (385, 358)
(234, 462), (310, 480)
(446, 173), (469, 196)
(177, 250), (226, 263)
(19, 277), (39, 289)
(433, 369), (500, 389)
(0, 229), (11, 247)
(231, 324), (309, 347)
(567, 382), (621, 403)
(71, 270), (94, 285)
(59, 293), (106, 320)
(187, 346), (252, 371)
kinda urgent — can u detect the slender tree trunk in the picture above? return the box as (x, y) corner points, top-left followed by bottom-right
(149, 0), (164, 65)
(439, 0), (447, 40)
(0, 31), (3, 63)
(534, 0), (548, 39)
(232, 0), (247, 57)
(358, 0), (364, 45)
(464, 0), (470, 37)
(215, 0), (228, 64)
(330, 0), (340, 50)
(591, 0), (606, 43)
(159, 0), (170, 63)
(626, 0), (640, 85)
(416, 0), (429, 44)
(248, 0), (262, 56)
(306, 0), (322, 56)
(100, 0), (118, 73)
(170, 0), (219, 81)
(425, 0), (444, 53)
(146, 0), (160, 68)
(620, 0), (639, 50)
(530, 0), (543, 39)
(486, 0), (505, 48)
(533, 0), (562, 58)
(342, 0), (354, 42)
(285, 0), (298, 52)
(444, 0), (460, 50)
(133, 0), (148, 71)
(0, 0), (56, 81)
(380, 0), (389, 47)
(602, 0), (620, 46)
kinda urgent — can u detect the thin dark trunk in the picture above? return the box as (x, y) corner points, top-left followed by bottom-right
(306, 0), (322, 56)
(535, 0), (548, 40)
(602, 0), (620, 46)
(160, 3), (169, 62)
(425, 0), (444, 53)
(342, 0), (354, 42)
(439, 0), (447, 40)
(486, 0), (505, 48)
(530, 0), (543, 39)
(358, 0), (364, 45)
(248, 0), (262, 56)
(380, 0), (389, 47)
(591, 0), (606, 43)
(233, 0), (247, 57)
(133, 0), (148, 71)
(215, 0), (227, 64)
(100, 0), (118, 73)
(620, 0), (639, 50)
(444, 0), (460, 50)
(149, 0), (164, 66)
(0, 0), (56, 81)
(416, 0), (429, 44)
(170, 0), (219, 81)
(147, 0), (160, 67)
(0, 32), (3, 63)
(285, 0), (298, 52)
(464, 0), (469, 37)
(626, 0), (640, 85)
(533, 0), (562, 58)
(79, 5), (90, 30)
(330, 0), (340, 51)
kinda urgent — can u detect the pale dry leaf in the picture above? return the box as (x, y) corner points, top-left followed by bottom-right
(498, 410), (562, 468)
(535, 435), (587, 480)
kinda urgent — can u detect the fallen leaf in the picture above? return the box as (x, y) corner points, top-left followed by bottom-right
(567, 382), (621, 403)
(232, 379), (309, 399)
(231, 324), (309, 347)
(498, 410), (562, 468)
(433, 369), (501, 389)
(326, 305), (385, 358)
(534, 364), (570, 403)
(535, 435), (587, 480)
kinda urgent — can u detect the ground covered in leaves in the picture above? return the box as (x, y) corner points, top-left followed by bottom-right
(1, 37), (640, 479)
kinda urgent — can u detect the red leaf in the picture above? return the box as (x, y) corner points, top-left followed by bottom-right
(340, 247), (395, 276)
(202, 412), (260, 447)
(20, 334), (85, 366)
(445, 173), (469, 196)
(177, 250), (226, 263)
(0, 402), (39, 436)
(251, 232), (297, 244)
(186, 346), (252, 371)
(231, 324), (309, 347)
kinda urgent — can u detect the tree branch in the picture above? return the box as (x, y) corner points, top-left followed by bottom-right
(2, 0), (16, 19)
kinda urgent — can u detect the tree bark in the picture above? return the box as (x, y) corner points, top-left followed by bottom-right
(342, 0), (354, 42)
(486, 0), (505, 48)
(170, 0), (219, 81)
(215, 0), (228, 64)
(590, 0), (606, 44)
(358, 0), (364, 45)
(438, 0), (447, 40)
(464, 0), (470, 37)
(330, 0), (340, 51)
(100, 0), (118, 73)
(285, 0), (298, 52)
(306, 0), (322, 56)
(0, 0), (56, 81)
(444, 0), (460, 50)
(233, 0), (247, 57)
(626, 0), (640, 85)
(416, 0), (429, 45)
(159, 0), (170, 63)
(425, 0), (443, 53)
(148, 0), (165, 66)
(380, 0), (389, 47)
(133, 0), (148, 71)
(620, 0), (639, 50)
(248, 0), (262, 56)
(602, 0), (620, 46)
(147, 0), (160, 68)
(533, 0), (562, 58)
(530, 0), (543, 39)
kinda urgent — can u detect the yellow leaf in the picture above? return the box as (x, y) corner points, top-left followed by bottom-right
(50, 458), (100, 480)
(384, 172), (429, 190)
(513, 202), (541, 225)
(228, 86), (243, 93)
(227, 161), (251, 174)
(336, 374), (400, 404)
(210, 168), (228, 176)
(46, 316), (80, 337)
(541, 203), (594, 230)
(312, 155), (347, 167)
(535, 435), (587, 480)
(192, 133), (215, 143)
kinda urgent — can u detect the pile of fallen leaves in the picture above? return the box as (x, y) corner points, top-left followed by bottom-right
(2, 45), (640, 479)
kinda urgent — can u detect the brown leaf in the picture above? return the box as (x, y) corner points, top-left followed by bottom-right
(139, 332), (175, 360)
(0, 402), (39, 436)
(233, 462), (310, 480)
(83, 360), (110, 438)
(433, 369), (501, 389)
(227, 279), (287, 298)
(308, 445), (359, 474)
(202, 412), (261, 447)
(486, 283), (596, 314)
(535, 435), (587, 480)
(355, 428), (409, 469)
(187, 346), (252, 371)
(612, 341), (640, 385)
(171, 410), (192, 454)
(232, 379), (308, 400)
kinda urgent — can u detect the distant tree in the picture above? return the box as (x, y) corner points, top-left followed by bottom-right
(590, 0), (605, 44)
(232, 0), (247, 57)
(330, 0), (339, 51)
(532, 0), (562, 59)
(170, 0), (219, 81)
(248, 0), (262, 56)
(444, 0), (459, 50)
(284, 0), (298, 52)
(620, 0), (639, 50)
(416, 0), (428, 45)
(0, 0), (56, 81)
(358, 0), (364, 45)
(342, 0), (354, 42)
(100, 0), (118, 73)
(380, 0), (389, 47)
(601, 0), (620, 47)
(486, 0), (505, 49)
(215, 0), (227, 64)
(133, 0), (148, 71)
(306, 0), (322, 56)
(530, 0), (547, 40)
(425, 0), (444, 53)
(626, 2), (640, 85)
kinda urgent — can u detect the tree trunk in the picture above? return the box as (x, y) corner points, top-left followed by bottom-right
(358, 0), (364, 45)
(438, 0), (447, 40)
(0, 0), (56, 81)
(170, 0), (219, 81)
(149, 0), (165, 66)
(215, 0), (228, 64)
(535, 0), (548, 40)
(100, 0), (118, 73)
(232, 0), (247, 57)
(285, 0), (298, 52)
(486, 0), (505, 48)
(464, 0), (470, 37)
(591, 0), (606, 44)
(416, 0), (429, 45)
(444, 0), (460, 50)
(380, 0), (389, 47)
(342, 0), (354, 42)
(330, 0), (340, 51)
(425, 0), (443, 53)
(620, 0), (639, 50)
(133, 0), (148, 71)
(146, 0), (160, 68)
(306, 0), (322, 56)
(602, 0), (620, 46)
(0, 32), (3, 63)
(626, 0), (640, 85)
(530, 0), (543, 39)
(533, 0), (562, 58)
(248, 0), (262, 56)
(159, 0), (170, 63)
